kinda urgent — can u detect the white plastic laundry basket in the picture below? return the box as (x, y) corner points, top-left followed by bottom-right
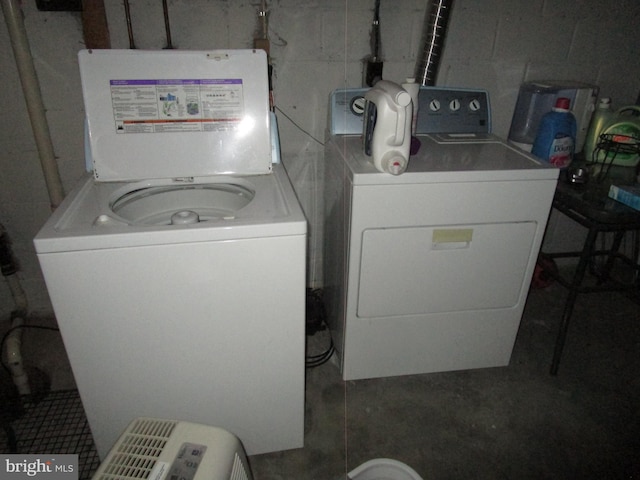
(348, 458), (424, 480)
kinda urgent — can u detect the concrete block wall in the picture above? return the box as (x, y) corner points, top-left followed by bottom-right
(1, 0), (639, 318)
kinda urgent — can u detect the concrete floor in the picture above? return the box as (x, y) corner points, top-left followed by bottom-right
(250, 283), (640, 480)
(2, 280), (639, 479)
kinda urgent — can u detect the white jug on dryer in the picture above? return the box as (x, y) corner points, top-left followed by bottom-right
(363, 80), (412, 175)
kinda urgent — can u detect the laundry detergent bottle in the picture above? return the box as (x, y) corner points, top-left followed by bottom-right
(531, 97), (577, 169)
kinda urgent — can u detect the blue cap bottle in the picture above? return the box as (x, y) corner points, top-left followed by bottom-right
(531, 97), (577, 169)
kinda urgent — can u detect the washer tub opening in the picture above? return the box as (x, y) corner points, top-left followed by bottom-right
(110, 183), (255, 225)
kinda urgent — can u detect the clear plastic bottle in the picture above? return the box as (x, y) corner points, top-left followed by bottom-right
(531, 97), (577, 169)
(401, 77), (420, 135)
(583, 97), (613, 162)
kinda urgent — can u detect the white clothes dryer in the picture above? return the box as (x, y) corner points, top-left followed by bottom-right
(34, 49), (307, 458)
(324, 86), (558, 380)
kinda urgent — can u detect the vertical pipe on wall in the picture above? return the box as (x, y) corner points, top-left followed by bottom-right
(1, 0), (65, 210)
(414, 0), (454, 86)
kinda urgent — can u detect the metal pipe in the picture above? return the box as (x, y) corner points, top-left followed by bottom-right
(123, 0), (136, 49)
(162, 0), (173, 49)
(1, 0), (65, 209)
(414, 0), (454, 86)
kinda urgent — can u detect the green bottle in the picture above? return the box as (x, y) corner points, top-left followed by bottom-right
(583, 97), (613, 163)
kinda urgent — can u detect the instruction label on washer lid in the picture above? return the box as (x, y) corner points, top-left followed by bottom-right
(110, 79), (244, 134)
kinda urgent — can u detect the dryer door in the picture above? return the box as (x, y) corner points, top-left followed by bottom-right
(357, 221), (537, 317)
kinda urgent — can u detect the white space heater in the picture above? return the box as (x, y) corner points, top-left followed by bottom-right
(91, 418), (253, 480)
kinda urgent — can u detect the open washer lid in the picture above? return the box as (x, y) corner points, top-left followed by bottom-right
(79, 49), (272, 182)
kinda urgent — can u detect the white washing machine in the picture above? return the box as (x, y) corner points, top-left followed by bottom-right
(34, 49), (307, 458)
(324, 87), (559, 380)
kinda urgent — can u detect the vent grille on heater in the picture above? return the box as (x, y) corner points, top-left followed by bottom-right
(95, 418), (176, 480)
(230, 454), (249, 480)
(93, 418), (253, 480)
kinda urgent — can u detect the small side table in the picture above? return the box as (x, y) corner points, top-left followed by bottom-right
(539, 176), (640, 375)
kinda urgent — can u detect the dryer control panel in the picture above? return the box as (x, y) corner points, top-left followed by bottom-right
(330, 86), (491, 136)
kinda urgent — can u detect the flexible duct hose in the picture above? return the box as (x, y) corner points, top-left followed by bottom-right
(414, 0), (454, 86)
